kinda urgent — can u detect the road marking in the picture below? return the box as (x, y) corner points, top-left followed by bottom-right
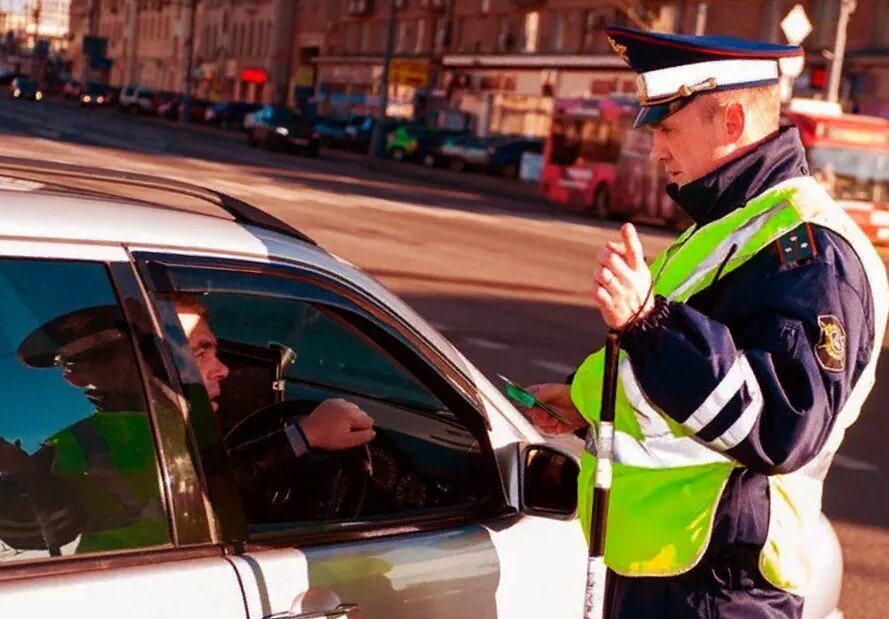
(463, 337), (509, 351)
(833, 454), (879, 472)
(532, 360), (576, 375)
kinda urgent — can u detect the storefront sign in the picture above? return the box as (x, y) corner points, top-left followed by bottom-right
(241, 67), (268, 84)
(319, 64), (378, 85)
(479, 74), (517, 92)
(293, 65), (316, 88)
(389, 59), (429, 88)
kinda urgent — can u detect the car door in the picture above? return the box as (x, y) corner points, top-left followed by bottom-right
(0, 240), (246, 618)
(135, 251), (585, 619)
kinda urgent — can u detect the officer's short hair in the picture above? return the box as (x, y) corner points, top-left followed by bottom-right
(696, 84), (781, 132)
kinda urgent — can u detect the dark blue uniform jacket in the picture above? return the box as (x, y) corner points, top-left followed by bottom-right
(620, 126), (876, 552)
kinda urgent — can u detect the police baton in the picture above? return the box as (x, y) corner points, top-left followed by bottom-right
(583, 329), (621, 619)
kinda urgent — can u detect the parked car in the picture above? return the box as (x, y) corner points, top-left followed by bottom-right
(107, 85), (122, 105)
(486, 138), (545, 178)
(385, 124), (433, 161)
(9, 77), (42, 102)
(343, 116), (398, 153)
(61, 79), (82, 99)
(79, 82), (110, 107)
(118, 85), (156, 114)
(0, 70), (26, 86)
(150, 91), (178, 116)
(419, 129), (470, 167)
(245, 104), (320, 156)
(0, 156), (845, 619)
(157, 95), (182, 120)
(205, 101), (261, 130)
(437, 135), (504, 171)
(176, 97), (212, 123)
(312, 117), (351, 148)
(385, 124), (464, 162)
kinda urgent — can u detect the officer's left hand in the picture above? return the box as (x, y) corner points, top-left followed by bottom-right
(594, 224), (654, 330)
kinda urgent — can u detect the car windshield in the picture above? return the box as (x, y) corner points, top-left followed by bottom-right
(17, 80), (36, 89)
(86, 83), (108, 95)
(808, 146), (889, 203)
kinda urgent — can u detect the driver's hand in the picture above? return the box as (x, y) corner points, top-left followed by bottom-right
(522, 384), (587, 435)
(300, 399), (376, 451)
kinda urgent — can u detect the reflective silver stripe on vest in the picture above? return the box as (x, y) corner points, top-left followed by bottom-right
(586, 428), (732, 468)
(667, 207), (778, 302)
(709, 356), (764, 450)
(607, 359), (734, 469)
(681, 354), (764, 451)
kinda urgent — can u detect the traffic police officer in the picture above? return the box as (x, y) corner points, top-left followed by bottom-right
(523, 27), (888, 618)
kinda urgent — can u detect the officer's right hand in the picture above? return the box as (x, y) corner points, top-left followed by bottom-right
(523, 384), (587, 435)
(299, 399), (376, 451)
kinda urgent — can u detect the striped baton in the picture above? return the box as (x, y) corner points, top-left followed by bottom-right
(583, 330), (621, 619)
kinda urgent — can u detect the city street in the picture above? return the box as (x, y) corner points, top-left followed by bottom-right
(0, 96), (887, 617)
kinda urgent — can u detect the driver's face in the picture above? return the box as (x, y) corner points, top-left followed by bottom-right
(178, 311), (229, 410)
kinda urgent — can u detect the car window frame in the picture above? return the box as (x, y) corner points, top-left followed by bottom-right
(0, 255), (220, 583)
(134, 251), (514, 549)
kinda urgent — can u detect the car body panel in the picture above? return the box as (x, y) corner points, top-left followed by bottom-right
(0, 555), (247, 618)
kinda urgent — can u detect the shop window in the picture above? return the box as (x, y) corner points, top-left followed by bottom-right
(523, 11), (540, 53)
(582, 9), (609, 53)
(415, 18), (427, 54)
(811, 0), (838, 48)
(360, 21), (371, 53)
(396, 20), (409, 53)
(548, 12), (565, 52)
(874, 0), (889, 46)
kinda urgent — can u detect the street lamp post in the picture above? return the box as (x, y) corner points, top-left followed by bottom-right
(827, 0), (857, 104)
(369, 0), (398, 159)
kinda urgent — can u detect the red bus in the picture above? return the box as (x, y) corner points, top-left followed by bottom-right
(784, 99), (889, 246)
(540, 97), (686, 227)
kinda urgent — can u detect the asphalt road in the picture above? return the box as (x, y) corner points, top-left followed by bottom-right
(1, 96), (887, 617)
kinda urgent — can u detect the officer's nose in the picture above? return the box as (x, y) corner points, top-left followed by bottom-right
(650, 130), (670, 165)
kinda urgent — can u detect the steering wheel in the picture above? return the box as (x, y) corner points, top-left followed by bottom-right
(223, 399), (373, 522)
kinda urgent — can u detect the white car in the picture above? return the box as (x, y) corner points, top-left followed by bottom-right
(0, 157), (843, 619)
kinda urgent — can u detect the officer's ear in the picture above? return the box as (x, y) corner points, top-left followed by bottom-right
(723, 102), (746, 144)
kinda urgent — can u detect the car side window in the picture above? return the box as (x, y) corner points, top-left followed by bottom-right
(152, 272), (496, 535)
(0, 259), (170, 563)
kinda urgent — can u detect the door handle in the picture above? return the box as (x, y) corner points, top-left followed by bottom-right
(267, 603), (361, 619)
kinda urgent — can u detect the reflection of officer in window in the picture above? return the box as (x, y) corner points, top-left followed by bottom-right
(0, 306), (168, 557)
(170, 296), (377, 486)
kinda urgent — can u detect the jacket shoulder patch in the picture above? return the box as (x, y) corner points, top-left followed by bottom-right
(776, 223), (818, 267)
(816, 315), (846, 373)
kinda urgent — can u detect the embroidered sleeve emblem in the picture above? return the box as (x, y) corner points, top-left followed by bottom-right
(816, 315), (846, 373)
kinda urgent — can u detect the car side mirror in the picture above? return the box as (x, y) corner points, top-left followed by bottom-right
(520, 445), (579, 518)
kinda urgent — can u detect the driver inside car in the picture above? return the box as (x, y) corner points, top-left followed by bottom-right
(170, 295), (377, 487)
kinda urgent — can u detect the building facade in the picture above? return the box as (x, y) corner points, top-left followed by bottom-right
(67, 0), (889, 123)
(193, 0), (295, 104)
